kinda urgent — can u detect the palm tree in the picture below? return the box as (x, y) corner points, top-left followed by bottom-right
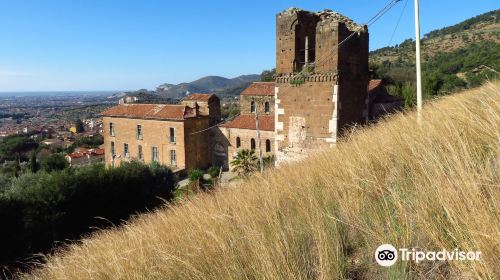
(231, 149), (258, 177)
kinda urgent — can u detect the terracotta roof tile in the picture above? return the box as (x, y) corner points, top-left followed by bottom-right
(221, 114), (274, 131)
(67, 152), (85, 159)
(368, 79), (383, 93)
(101, 104), (191, 120)
(184, 93), (215, 101)
(368, 79), (403, 103)
(241, 82), (275, 96)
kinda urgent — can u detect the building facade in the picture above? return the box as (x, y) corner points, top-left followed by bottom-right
(101, 94), (220, 171)
(216, 82), (275, 169)
(275, 8), (369, 164)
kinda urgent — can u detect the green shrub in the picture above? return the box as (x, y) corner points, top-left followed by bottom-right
(0, 161), (175, 271)
(40, 153), (68, 172)
(188, 169), (204, 182)
(207, 166), (221, 178)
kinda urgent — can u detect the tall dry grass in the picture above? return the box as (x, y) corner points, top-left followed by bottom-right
(25, 82), (499, 279)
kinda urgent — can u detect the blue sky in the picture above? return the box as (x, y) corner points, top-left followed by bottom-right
(0, 0), (497, 92)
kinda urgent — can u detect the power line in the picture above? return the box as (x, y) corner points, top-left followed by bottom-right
(189, 1), (403, 136)
(388, 0), (409, 46)
(189, 113), (241, 136)
(315, 0), (402, 68)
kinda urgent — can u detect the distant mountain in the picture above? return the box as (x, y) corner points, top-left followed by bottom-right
(156, 74), (260, 99)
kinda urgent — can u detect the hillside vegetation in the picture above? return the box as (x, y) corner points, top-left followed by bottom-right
(24, 81), (499, 279)
(156, 75), (260, 100)
(371, 10), (499, 102)
(371, 10), (499, 64)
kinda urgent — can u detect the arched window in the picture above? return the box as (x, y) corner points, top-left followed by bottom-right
(236, 137), (241, 148)
(250, 101), (256, 113)
(266, 139), (271, 152)
(251, 138), (256, 150)
(264, 102), (270, 113)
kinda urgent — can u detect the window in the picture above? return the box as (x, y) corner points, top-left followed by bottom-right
(236, 137), (241, 148)
(251, 138), (256, 150)
(265, 102), (270, 113)
(111, 141), (115, 156)
(152, 146), (159, 162)
(137, 124), (142, 140)
(250, 101), (256, 113)
(124, 143), (129, 158)
(109, 123), (115, 136)
(169, 127), (175, 143)
(170, 150), (177, 166)
(138, 145), (143, 160)
(266, 139), (271, 152)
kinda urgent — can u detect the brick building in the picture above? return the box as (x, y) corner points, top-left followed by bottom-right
(216, 82), (275, 169)
(275, 8), (369, 163)
(101, 94), (220, 171)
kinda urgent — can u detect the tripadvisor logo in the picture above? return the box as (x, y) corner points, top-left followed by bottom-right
(375, 244), (481, 267)
(375, 244), (398, 267)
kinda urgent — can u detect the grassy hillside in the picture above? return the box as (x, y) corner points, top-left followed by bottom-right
(25, 82), (499, 279)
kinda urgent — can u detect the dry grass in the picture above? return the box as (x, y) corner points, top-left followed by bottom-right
(25, 82), (499, 279)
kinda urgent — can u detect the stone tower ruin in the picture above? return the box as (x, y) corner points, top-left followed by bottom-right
(275, 8), (369, 163)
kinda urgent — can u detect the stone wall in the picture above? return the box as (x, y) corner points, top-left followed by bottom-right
(218, 126), (275, 169)
(102, 116), (213, 171)
(275, 8), (369, 164)
(240, 95), (275, 115)
(103, 117), (186, 169)
(184, 117), (213, 170)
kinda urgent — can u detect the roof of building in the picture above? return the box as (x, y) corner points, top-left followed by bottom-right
(220, 114), (274, 131)
(183, 93), (217, 102)
(66, 148), (105, 159)
(66, 152), (85, 159)
(241, 82), (275, 96)
(90, 148), (105, 156)
(368, 79), (404, 103)
(101, 104), (196, 120)
(368, 79), (383, 93)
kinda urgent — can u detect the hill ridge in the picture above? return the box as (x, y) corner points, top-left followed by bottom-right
(156, 74), (260, 99)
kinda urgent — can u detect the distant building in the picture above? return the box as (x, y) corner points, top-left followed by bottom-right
(118, 96), (140, 105)
(66, 148), (105, 166)
(42, 138), (73, 149)
(216, 82), (275, 169)
(101, 94), (220, 171)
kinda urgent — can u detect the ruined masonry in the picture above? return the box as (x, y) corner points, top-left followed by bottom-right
(275, 8), (369, 164)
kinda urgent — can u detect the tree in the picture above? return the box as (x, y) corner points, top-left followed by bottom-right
(0, 161), (176, 270)
(74, 135), (104, 148)
(231, 149), (258, 177)
(261, 69), (276, 82)
(75, 118), (85, 133)
(40, 154), (68, 172)
(0, 135), (38, 161)
(28, 150), (38, 173)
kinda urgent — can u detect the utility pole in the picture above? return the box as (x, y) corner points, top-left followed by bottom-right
(414, 0), (423, 121)
(254, 101), (264, 174)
